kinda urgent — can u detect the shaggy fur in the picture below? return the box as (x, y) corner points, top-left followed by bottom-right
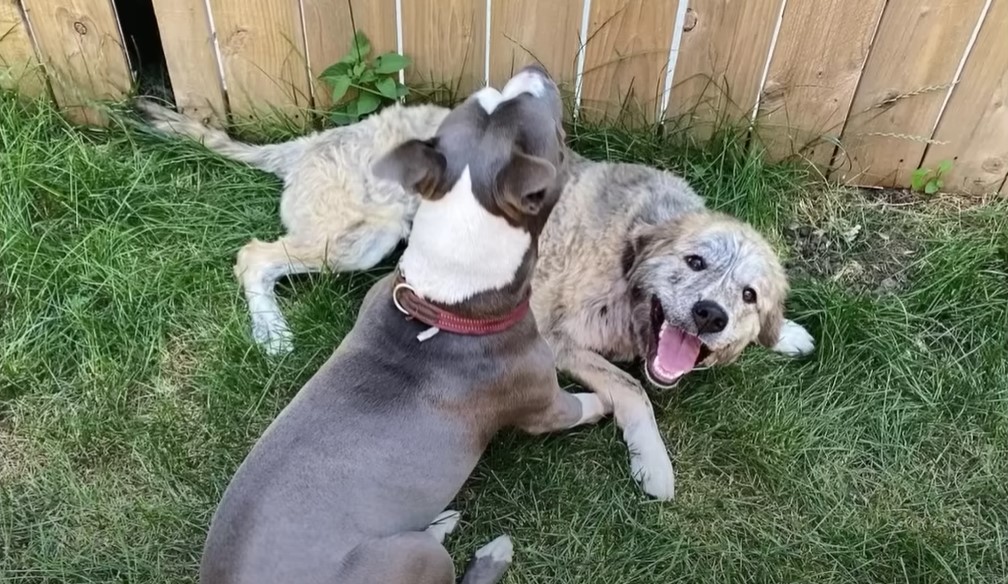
(137, 101), (814, 499)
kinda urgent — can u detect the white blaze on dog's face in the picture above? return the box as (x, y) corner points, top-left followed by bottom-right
(372, 66), (565, 304)
(627, 213), (788, 388)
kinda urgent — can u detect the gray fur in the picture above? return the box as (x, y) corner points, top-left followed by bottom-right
(138, 81), (814, 501)
(197, 67), (610, 584)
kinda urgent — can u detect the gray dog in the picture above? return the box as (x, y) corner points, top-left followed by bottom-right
(199, 67), (610, 584)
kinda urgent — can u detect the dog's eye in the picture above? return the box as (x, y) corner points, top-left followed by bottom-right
(742, 287), (757, 304)
(684, 255), (706, 271)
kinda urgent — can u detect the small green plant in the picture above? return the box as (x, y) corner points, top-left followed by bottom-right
(319, 31), (411, 125)
(911, 159), (953, 195)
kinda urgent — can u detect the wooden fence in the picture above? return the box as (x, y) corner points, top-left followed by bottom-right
(1, 0), (1006, 194)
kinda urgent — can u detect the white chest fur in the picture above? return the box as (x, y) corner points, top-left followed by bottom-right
(399, 167), (531, 304)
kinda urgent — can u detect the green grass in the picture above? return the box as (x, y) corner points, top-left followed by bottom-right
(1, 93), (1006, 584)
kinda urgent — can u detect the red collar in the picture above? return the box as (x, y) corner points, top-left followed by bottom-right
(391, 272), (530, 337)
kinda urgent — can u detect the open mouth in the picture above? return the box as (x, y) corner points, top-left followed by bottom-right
(645, 297), (711, 388)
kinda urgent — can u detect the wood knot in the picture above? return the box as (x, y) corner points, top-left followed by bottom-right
(981, 157), (1003, 173)
(225, 28), (249, 54)
(761, 78), (785, 101)
(73, 21), (87, 35)
(683, 8), (697, 32)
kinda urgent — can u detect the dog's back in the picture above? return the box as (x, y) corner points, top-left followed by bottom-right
(200, 277), (554, 583)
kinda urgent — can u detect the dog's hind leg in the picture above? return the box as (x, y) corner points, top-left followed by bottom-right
(235, 237), (332, 355)
(235, 228), (402, 355)
(424, 510), (461, 544)
(458, 536), (514, 584)
(333, 531), (455, 584)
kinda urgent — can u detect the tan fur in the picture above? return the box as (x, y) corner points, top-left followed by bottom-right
(138, 103), (814, 499)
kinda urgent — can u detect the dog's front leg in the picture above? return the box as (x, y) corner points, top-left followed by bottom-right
(518, 385), (611, 435)
(772, 319), (816, 357)
(552, 342), (676, 500)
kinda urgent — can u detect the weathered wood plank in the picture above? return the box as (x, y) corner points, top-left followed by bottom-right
(401, 0), (485, 97)
(150, 0), (227, 125)
(302, 0), (396, 109)
(833, 0), (987, 188)
(922, 0), (1008, 195)
(753, 0), (886, 166)
(488, 0), (582, 90)
(666, 0), (782, 133)
(20, 0), (132, 124)
(579, 0), (678, 122)
(0, 0), (47, 96)
(207, 0), (311, 123)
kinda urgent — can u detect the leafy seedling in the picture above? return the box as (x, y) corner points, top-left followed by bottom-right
(319, 31), (412, 125)
(911, 159), (953, 195)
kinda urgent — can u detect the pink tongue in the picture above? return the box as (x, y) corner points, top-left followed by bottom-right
(653, 324), (702, 381)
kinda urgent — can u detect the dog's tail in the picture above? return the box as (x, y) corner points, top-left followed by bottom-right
(458, 535), (513, 584)
(135, 99), (308, 178)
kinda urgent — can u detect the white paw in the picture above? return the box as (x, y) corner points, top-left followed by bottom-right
(574, 393), (610, 425)
(772, 319), (815, 357)
(474, 535), (513, 564)
(250, 313), (294, 356)
(625, 421), (676, 500)
(425, 510), (461, 544)
(630, 447), (676, 500)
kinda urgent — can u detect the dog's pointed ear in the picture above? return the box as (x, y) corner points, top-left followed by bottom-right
(758, 301), (785, 348)
(494, 151), (556, 218)
(373, 139), (447, 200)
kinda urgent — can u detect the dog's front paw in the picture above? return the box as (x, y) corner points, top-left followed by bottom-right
(625, 421), (676, 500)
(772, 319), (815, 357)
(251, 314), (294, 356)
(630, 447), (676, 500)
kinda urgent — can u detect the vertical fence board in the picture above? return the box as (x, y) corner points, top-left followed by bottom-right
(833, 0), (986, 188)
(302, 0), (396, 110)
(666, 0), (782, 132)
(922, 0), (1008, 195)
(488, 0), (582, 90)
(0, 0), (46, 96)
(150, 0), (226, 125)
(207, 0), (311, 123)
(21, 0), (131, 124)
(580, 0), (678, 122)
(754, 0), (885, 166)
(402, 0), (484, 97)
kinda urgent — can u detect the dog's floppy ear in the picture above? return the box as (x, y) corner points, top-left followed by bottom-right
(622, 223), (660, 276)
(494, 151), (556, 219)
(758, 301), (785, 348)
(372, 138), (447, 200)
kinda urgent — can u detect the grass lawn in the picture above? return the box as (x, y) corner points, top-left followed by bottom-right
(1, 92), (1006, 584)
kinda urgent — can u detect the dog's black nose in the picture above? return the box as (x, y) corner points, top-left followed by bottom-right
(692, 300), (728, 334)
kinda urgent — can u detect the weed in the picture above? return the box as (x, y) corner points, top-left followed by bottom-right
(319, 31), (412, 125)
(911, 159), (953, 195)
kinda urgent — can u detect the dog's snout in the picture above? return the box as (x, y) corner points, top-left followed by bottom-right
(692, 300), (728, 334)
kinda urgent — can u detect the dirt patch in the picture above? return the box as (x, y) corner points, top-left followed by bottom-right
(785, 187), (922, 293)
